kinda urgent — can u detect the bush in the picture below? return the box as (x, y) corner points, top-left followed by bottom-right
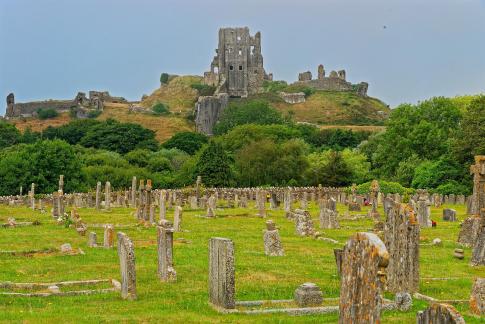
(0, 121), (21, 149)
(191, 83), (216, 96)
(152, 103), (170, 116)
(160, 73), (169, 85)
(283, 84), (315, 97)
(434, 181), (470, 195)
(124, 149), (152, 167)
(162, 132), (208, 155)
(262, 80), (288, 93)
(87, 110), (102, 119)
(37, 108), (59, 120)
(355, 180), (413, 195)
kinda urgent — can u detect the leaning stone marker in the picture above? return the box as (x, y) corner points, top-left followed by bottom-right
(157, 220), (177, 282)
(339, 232), (389, 324)
(263, 220), (284, 256)
(416, 303), (465, 324)
(470, 277), (485, 315)
(208, 237), (235, 310)
(117, 232), (136, 300)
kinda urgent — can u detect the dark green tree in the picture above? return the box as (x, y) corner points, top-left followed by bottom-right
(162, 131), (208, 155)
(195, 141), (234, 187)
(320, 151), (352, 187)
(0, 121), (21, 149)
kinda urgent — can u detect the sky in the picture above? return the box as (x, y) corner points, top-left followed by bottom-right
(1, 0), (485, 113)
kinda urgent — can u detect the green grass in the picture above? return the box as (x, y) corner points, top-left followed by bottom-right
(0, 202), (483, 323)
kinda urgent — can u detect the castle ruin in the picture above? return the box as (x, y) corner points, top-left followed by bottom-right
(4, 91), (126, 119)
(294, 64), (368, 97)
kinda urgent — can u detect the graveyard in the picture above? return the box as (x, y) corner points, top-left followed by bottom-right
(0, 182), (483, 323)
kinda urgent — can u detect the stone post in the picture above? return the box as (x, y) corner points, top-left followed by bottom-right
(339, 232), (389, 324)
(104, 182), (111, 211)
(104, 224), (114, 248)
(145, 180), (152, 222)
(385, 202), (420, 293)
(117, 232), (136, 300)
(369, 180), (380, 220)
(157, 220), (176, 282)
(58, 175), (64, 194)
(207, 195), (216, 217)
(159, 190), (166, 220)
(88, 232), (97, 247)
(131, 176), (137, 207)
(263, 220), (284, 256)
(30, 183), (35, 210)
(95, 182), (101, 210)
(173, 206), (183, 231)
(208, 237), (235, 310)
(416, 303), (465, 324)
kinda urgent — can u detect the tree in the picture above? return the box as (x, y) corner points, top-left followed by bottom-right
(162, 131), (208, 155)
(213, 100), (285, 135)
(319, 151), (353, 187)
(37, 108), (59, 119)
(79, 119), (158, 154)
(42, 119), (101, 144)
(411, 155), (469, 191)
(0, 121), (21, 149)
(194, 141), (234, 187)
(124, 149), (152, 167)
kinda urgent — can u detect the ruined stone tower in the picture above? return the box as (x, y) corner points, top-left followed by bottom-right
(204, 27), (270, 98)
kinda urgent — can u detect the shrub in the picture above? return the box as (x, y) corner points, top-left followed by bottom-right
(87, 110), (102, 119)
(191, 83), (216, 96)
(152, 102), (170, 116)
(124, 149), (152, 167)
(160, 73), (169, 85)
(355, 180), (413, 195)
(162, 132), (208, 155)
(262, 80), (288, 93)
(37, 108), (59, 120)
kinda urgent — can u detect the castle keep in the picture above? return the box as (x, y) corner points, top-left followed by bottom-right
(203, 27), (272, 98)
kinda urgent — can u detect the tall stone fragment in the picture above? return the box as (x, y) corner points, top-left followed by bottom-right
(470, 277), (485, 315)
(117, 232), (136, 300)
(131, 176), (137, 207)
(95, 182), (101, 210)
(157, 220), (176, 282)
(339, 232), (389, 324)
(263, 220), (284, 256)
(319, 205), (340, 229)
(159, 190), (166, 220)
(104, 224), (114, 248)
(470, 155), (485, 266)
(416, 189), (432, 227)
(416, 303), (465, 324)
(384, 202), (420, 293)
(88, 232), (97, 247)
(369, 180), (380, 220)
(293, 209), (315, 237)
(104, 181), (111, 211)
(208, 237), (235, 310)
(173, 206), (183, 231)
(207, 195), (216, 218)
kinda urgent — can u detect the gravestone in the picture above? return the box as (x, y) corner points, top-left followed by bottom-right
(88, 232), (97, 247)
(300, 192), (308, 209)
(339, 232), (389, 324)
(294, 283), (323, 307)
(117, 232), (136, 300)
(334, 248), (343, 276)
(470, 155), (485, 266)
(157, 220), (176, 282)
(104, 224), (114, 248)
(457, 216), (481, 247)
(319, 207), (340, 229)
(131, 176), (137, 207)
(395, 292), (412, 311)
(208, 237), (235, 310)
(416, 190), (431, 227)
(293, 209), (315, 237)
(258, 190), (266, 217)
(416, 303), (465, 324)
(263, 220), (284, 256)
(207, 195), (216, 218)
(104, 182), (111, 211)
(173, 206), (183, 231)
(159, 190), (166, 220)
(95, 182), (101, 210)
(470, 277), (485, 315)
(385, 202), (420, 293)
(369, 180), (381, 220)
(443, 209), (457, 221)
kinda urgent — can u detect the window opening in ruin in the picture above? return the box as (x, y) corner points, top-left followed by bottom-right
(237, 36), (241, 41)
(214, 67), (219, 74)
(238, 49), (242, 56)
(229, 65), (234, 71)
(239, 66), (243, 71)
(250, 45), (255, 55)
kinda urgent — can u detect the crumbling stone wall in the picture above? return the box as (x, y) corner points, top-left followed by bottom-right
(279, 92), (305, 104)
(294, 64), (369, 97)
(194, 93), (228, 135)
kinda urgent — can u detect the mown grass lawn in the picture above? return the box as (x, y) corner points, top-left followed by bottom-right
(0, 202), (483, 323)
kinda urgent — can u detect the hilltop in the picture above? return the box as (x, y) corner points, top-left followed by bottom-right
(8, 75), (390, 142)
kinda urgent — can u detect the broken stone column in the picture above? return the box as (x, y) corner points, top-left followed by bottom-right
(173, 206), (183, 232)
(131, 176), (137, 207)
(294, 283), (323, 307)
(29, 183), (35, 210)
(263, 220), (284, 256)
(369, 180), (380, 220)
(317, 64), (325, 79)
(58, 175), (64, 193)
(159, 190), (166, 220)
(384, 202), (420, 293)
(104, 182), (111, 211)
(51, 192), (59, 218)
(207, 195), (216, 217)
(157, 220), (176, 282)
(257, 190), (266, 217)
(88, 232), (97, 247)
(416, 303), (465, 324)
(104, 224), (114, 248)
(470, 277), (485, 315)
(284, 190), (292, 218)
(117, 232), (136, 300)
(95, 182), (101, 210)
(339, 232), (389, 324)
(208, 237), (235, 310)
(293, 209), (315, 237)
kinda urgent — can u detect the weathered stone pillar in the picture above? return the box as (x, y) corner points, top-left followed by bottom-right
(145, 180), (152, 222)
(117, 232), (136, 300)
(173, 206), (183, 231)
(416, 189), (431, 227)
(208, 237), (235, 310)
(319, 202), (340, 229)
(293, 209), (315, 237)
(384, 202), (420, 293)
(206, 195), (216, 217)
(95, 182), (101, 210)
(131, 176), (137, 207)
(104, 182), (111, 211)
(339, 232), (389, 324)
(104, 224), (114, 248)
(257, 190), (266, 217)
(333, 248), (343, 276)
(159, 190), (166, 220)
(263, 220), (284, 256)
(416, 303), (465, 324)
(369, 180), (380, 220)
(88, 232), (97, 247)
(29, 183), (35, 210)
(58, 175), (64, 193)
(157, 220), (176, 282)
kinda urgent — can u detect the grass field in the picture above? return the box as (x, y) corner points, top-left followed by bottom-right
(0, 202), (483, 323)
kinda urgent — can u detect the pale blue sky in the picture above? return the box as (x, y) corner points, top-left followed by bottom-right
(1, 0), (485, 112)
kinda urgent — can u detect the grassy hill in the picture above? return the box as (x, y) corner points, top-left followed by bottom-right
(8, 76), (390, 142)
